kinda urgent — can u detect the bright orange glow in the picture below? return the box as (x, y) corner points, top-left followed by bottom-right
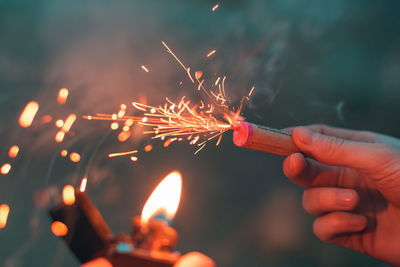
(60, 149), (68, 157)
(108, 150), (137, 158)
(69, 152), (81, 163)
(206, 49), (216, 57)
(141, 65), (149, 72)
(51, 221), (68, 236)
(130, 156), (138, 161)
(8, 145), (19, 158)
(110, 122), (119, 130)
(195, 70), (203, 80)
(61, 114), (77, 133)
(141, 171), (182, 225)
(80, 177), (87, 192)
(120, 104), (127, 109)
(55, 130), (65, 143)
(144, 145), (153, 152)
(118, 131), (131, 142)
(0, 204), (10, 229)
(212, 3), (219, 11)
(57, 88), (69, 104)
(0, 164), (11, 175)
(19, 101), (39, 128)
(122, 126), (130, 132)
(41, 115), (53, 124)
(55, 119), (64, 128)
(62, 185), (75, 206)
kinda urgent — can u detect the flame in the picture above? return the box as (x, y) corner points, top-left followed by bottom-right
(0, 204), (10, 229)
(57, 88), (69, 104)
(19, 101), (39, 128)
(62, 185), (75, 205)
(141, 171), (182, 225)
(51, 221), (68, 236)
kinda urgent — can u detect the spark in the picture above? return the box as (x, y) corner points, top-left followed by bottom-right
(206, 49), (216, 57)
(144, 145), (153, 152)
(62, 113), (77, 133)
(55, 119), (64, 128)
(57, 88), (69, 105)
(130, 156), (138, 162)
(41, 115), (52, 124)
(110, 122), (119, 130)
(55, 130), (65, 143)
(80, 177), (87, 192)
(118, 131), (131, 142)
(0, 204), (10, 229)
(1, 163), (11, 175)
(51, 221), (68, 237)
(108, 150), (138, 158)
(141, 65), (149, 73)
(19, 101), (39, 128)
(8, 145), (20, 158)
(62, 185), (75, 206)
(69, 152), (81, 163)
(212, 3), (219, 11)
(60, 149), (68, 157)
(248, 86), (255, 97)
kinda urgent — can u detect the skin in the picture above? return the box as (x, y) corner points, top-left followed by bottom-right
(81, 252), (215, 267)
(283, 125), (400, 266)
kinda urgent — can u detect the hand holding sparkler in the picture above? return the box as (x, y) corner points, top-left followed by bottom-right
(282, 125), (400, 266)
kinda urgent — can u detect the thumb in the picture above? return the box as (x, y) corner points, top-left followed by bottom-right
(292, 126), (388, 170)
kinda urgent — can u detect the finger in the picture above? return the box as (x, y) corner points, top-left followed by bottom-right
(283, 153), (342, 188)
(174, 252), (215, 267)
(283, 124), (377, 143)
(302, 188), (359, 216)
(292, 126), (389, 170)
(313, 212), (367, 243)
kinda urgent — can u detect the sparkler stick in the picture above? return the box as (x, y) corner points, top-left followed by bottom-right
(233, 121), (299, 156)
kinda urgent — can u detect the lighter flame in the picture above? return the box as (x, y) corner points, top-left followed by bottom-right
(141, 171), (182, 225)
(19, 101), (39, 128)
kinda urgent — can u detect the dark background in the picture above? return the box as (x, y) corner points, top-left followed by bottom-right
(0, 0), (399, 266)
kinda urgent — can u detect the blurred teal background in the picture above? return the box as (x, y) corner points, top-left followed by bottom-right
(0, 0), (399, 266)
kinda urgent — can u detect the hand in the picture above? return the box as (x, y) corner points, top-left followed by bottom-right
(81, 252), (215, 267)
(283, 125), (400, 266)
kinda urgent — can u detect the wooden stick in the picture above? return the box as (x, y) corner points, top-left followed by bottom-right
(233, 121), (299, 156)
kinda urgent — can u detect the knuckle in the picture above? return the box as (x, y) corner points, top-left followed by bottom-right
(313, 219), (329, 242)
(315, 134), (345, 159)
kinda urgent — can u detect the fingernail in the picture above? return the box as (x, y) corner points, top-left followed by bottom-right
(295, 127), (314, 145)
(350, 215), (367, 229)
(337, 190), (355, 208)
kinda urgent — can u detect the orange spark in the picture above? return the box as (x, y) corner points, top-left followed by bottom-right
(120, 104), (127, 109)
(212, 3), (219, 11)
(195, 70), (203, 80)
(110, 122), (119, 130)
(118, 131), (131, 142)
(55, 119), (64, 128)
(130, 156), (138, 162)
(0, 204), (10, 229)
(144, 145), (153, 152)
(62, 185), (75, 206)
(19, 101), (39, 128)
(51, 221), (68, 237)
(248, 86), (255, 97)
(0, 163), (11, 175)
(80, 177), (87, 192)
(61, 113), (77, 133)
(60, 149), (68, 157)
(69, 152), (81, 163)
(8, 145), (19, 158)
(57, 88), (69, 105)
(206, 50), (216, 57)
(108, 150), (138, 158)
(141, 65), (149, 73)
(55, 130), (65, 143)
(41, 115), (53, 124)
